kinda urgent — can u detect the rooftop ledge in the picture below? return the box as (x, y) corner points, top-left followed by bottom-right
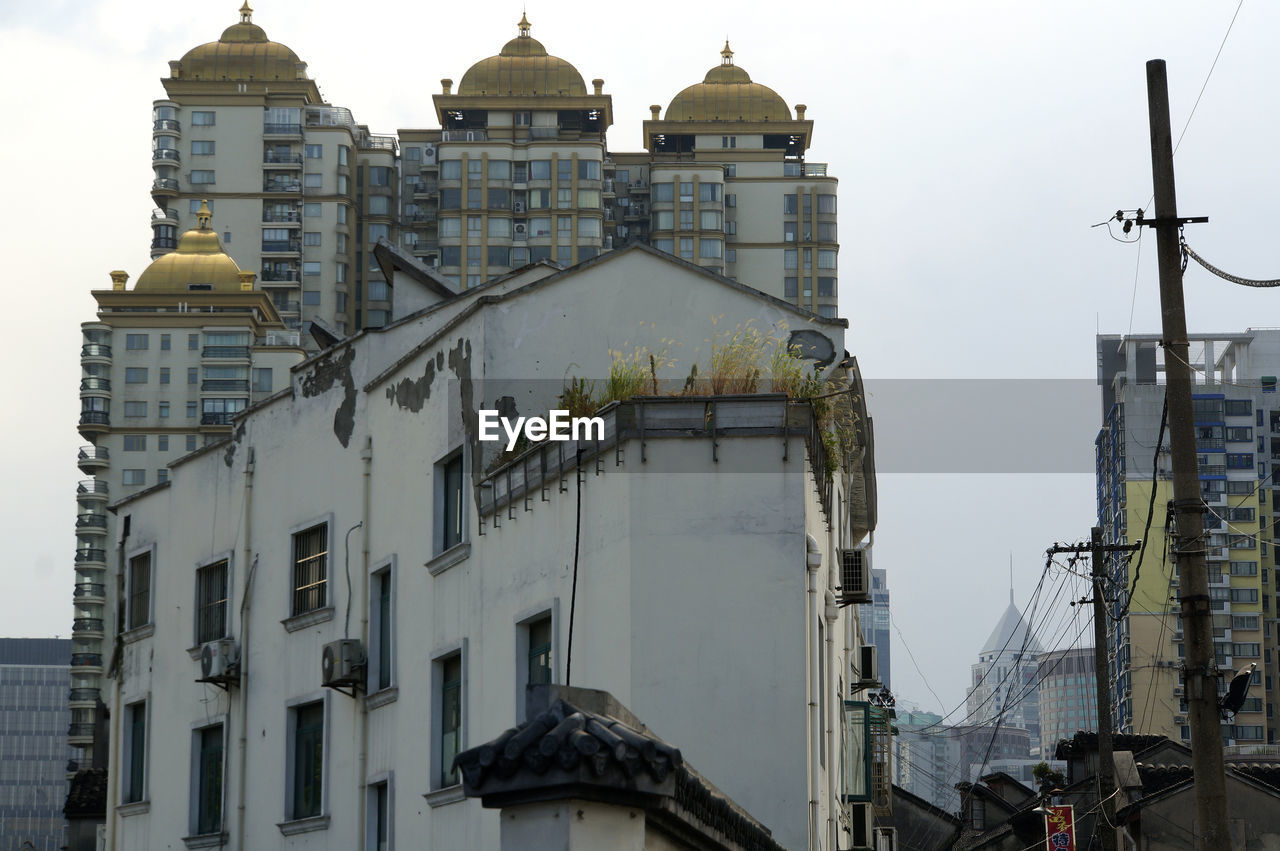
(476, 394), (836, 527)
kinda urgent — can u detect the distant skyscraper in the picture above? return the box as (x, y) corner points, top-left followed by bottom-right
(0, 638), (73, 851)
(1097, 330), (1279, 744)
(1036, 646), (1097, 756)
(966, 590), (1042, 756)
(859, 567), (890, 689)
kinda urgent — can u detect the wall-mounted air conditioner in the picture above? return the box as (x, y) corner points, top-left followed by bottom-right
(513, 201), (526, 213)
(322, 639), (366, 690)
(513, 223), (527, 238)
(199, 638), (240, 682)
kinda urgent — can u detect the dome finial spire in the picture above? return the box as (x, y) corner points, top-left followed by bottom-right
(197, 200), (213, 230)
(518, 10), (531, 37)
(721, 40), (733, 65)
(239, 1), (253, 23)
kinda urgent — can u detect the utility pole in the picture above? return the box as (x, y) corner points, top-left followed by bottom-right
(1141, 58), (1230, 850)
(1047, 530), (1138, 851)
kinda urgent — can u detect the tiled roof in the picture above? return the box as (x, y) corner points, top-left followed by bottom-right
(455, 697), (683, 789)
(64, 769), (107, 818)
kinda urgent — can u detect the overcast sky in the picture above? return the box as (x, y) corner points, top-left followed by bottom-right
(3, 1), (1277, 730)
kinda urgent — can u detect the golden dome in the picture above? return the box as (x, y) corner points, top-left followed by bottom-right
(135, 202), (246, 292)
(173, 4), (307, 82)
(665, 43), (792, 122)
(457, 15), (587, 96)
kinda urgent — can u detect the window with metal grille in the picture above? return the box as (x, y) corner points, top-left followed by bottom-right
(292, 525), (328, 615)
(128, 552), (151, 630)
(196, 561), (228, 644)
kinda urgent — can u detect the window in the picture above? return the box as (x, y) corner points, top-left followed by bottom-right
(726, 249), (736, 263)
(337, 175), (349, 194)
(1226, 399), (1253, 416)
(290, 701), (325, 820)
(818, 277), (837, 297)
(369, 280), (389, 301)
(123, 468), (145, 486)
(196, 560), (229, 644)
(193, 725), (223, 835)
(721, 136), (736, 148)
(699, 183), (722, 202)
(370, 563), (395, 692)
(159, 367), (170, 385)
(124, 435), (147, 452)
(466, 188), (482, 209)
(467, 245), (481, 266)
(652, 182), (674, 202)
(128, 550), (152, 630)
(1231, 588), (1260, 603)
(252, 368), (273, 393)
(192, 111), (216, 126)
(369, 167), (391, 187)
(679, 238), (694, 260)
(653, 210), (674, 230)
(436, 451), (465, 554)
(369, 195), (391, 215)
(653, 238), (673, 255)
(124, 401), (147, 418)
(487, 246), (510, 267)
(699, 239), (723, 259)
(187, 435), (197, 451)
(158, 435), (168, 451)
(303, 262), (321, 276)
(304, 232), (322, 247)
(292, 524), (329, 616)
(305, 144), (322, 159)
(557, 187), (572, 208)
(303, 291), (321, 306)
(191, 170), (216, 185)
(517, 613), (554, 721)
(367, 779), (391, 851)
(700, 210), (722, 231)
(437, 653), (463, 787)
(783, 194), (798, 214)
(556, 246), (572, 265)
(529, 160), (551, 181)
(818, 250), (838, 270)
(577, 160), (600, 180)
(126, 333), (148, 350)
(818, 194), (837, 214)
(528, 188), (551, 209)
(578, 217), (601, 238)
(1231, 561), (1259, 576)
(488, 159), (512, 181)
(487, 217), (512, 239)
(784, 249), (798, 270)
(124, 700), (147, 803)
(785, 277), (798, 297)
(678, 209), (694, 230)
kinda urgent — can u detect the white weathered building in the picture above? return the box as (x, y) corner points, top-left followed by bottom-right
(101, 245), (881, 850)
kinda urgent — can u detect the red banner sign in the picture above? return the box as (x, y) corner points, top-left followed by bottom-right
(1044, 804), (1076, 851)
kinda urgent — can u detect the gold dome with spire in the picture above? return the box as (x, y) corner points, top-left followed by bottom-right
(664, 43), (791, 122)
(134, 202), (247, 292)
(171, 3), (308, 82)
(456, 14), (587, 96)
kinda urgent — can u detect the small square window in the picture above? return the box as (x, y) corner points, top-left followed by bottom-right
(124, 401), (147, 418)
(186, 435), (197, 451)
(126, 334), (149, 350)
(159, 367), (170, 385)
(252, 368), (272, 393)
(160, 334), (171, 350)
(187, 401), (198, 419)
(158, 435), (169, 451)
(123, 435), (147, 451)
(188, 333), (199, 350)
(123, 469), (146, 486)
(125, 367), (148, 384)
(305, 144), (323, 159)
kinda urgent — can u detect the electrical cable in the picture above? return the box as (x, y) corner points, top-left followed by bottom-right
(1118, 396), (1167, 620)
(564, 449), (583, 686)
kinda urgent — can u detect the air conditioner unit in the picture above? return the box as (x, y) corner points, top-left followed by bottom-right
(322, 639), (366, 688)
(199, 638), (240, 681)
(1174, 715), (1186, 725)
(514, 223), (527, 237)
(839, 548), (871, 605)
(513, 201), (526, 213)
(1173, 686), (1184, 696)
(859, 645), (879, 684)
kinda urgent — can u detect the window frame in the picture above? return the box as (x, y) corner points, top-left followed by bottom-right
(514, 602), (559, 722)
(194, 553), (233, 647)
(126, 544), (155, 632)
(430, 641), (467, 792)
(369, 556), (397, 695)
(289, 516), (333, 619)
(434, 449), (466, 557)
(188, 718), (227, 837)
(364, 772), (395, 851)
(282, 693), (331, 828)
(122, 698), (150, 805)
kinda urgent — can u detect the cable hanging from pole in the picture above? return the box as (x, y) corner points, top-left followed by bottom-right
(1183, 241), (1280, 288)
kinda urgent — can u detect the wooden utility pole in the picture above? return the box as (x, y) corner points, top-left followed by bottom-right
(1142, 58), (1230, 850)
(1046, 531), (1139, 851)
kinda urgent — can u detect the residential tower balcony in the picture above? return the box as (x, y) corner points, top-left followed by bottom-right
(76, 480), (109, 501)
(77, 445), (109, 473)
(203, 345), (250, 359)
(263, 122), (303, 138)
(78, 411), (109, 432)
(70, 653), (103, 673)
(68, 687), (99, 708)
(73, 583), (107, 603)
(80, 342), (112, 362)
(152, 148), (181, 165)
(263, 151), (304, 167)
(79, 377), (111, 394)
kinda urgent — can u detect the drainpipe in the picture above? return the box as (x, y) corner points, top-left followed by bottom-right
(236, 448), (256, 850)
(357, 437), (373, 847)
(103, 517), (130, 850)
(824, 588), (839, 851)
(806, 533), (822, 850)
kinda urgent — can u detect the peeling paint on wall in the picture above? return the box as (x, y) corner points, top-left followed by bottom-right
(299, 346), (358, 448)
(385, 350), (446, 413)
(223, 421), (246, 468)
